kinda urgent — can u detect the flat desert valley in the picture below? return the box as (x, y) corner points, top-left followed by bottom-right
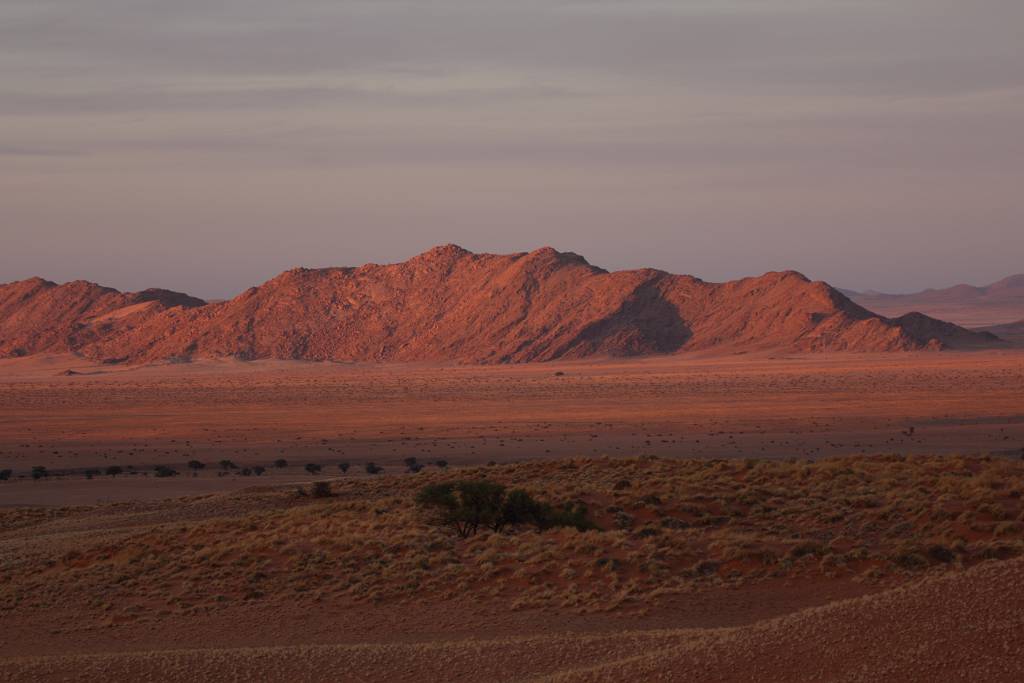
(3, 350), (1024, 680)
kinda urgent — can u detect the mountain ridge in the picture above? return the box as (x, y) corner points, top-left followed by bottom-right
(0, 245), (1002, 363)
(845, 274), (1024, 327)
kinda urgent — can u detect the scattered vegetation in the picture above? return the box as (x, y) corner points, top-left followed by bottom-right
(7, 455), (1024, 620)
(305, 463), (323, 475)
(365, 462), (383, 475)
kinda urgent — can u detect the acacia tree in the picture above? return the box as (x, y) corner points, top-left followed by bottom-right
(416, 481), (595, 537)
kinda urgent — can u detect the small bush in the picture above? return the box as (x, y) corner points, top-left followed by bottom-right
(338, 462), (350, 473)
(252, 466), (266, 476)
(0, 469), (12, 481)
(31, 466), (48, 480)
(273, 459), (288, 468)
(416, 480), (597, 537)
(927, 544), (956, 563)
(305, 463), (323, 475)
(154, 465), (179, 478)
(434, 460), (448, 469)
(365, 462), (383, 475)
(187, 460), (206, 472)
(105, 465), (123, 477)
(310, 481), (332, 498)
(219, 459), (238, 471)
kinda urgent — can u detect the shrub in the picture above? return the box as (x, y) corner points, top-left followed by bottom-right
(546, 501), (598, 532)
(84, 469), (100, 480)
(241, 468), (252, 476)
(304, 463), (322, 475)
(154, 465), (179, 478)
(434, 460), (448, 469)
(365, 462), (383, 475)
(31, 466), (48, 480)
(927, 544), (956, 563)
(188, 460), (206, 472)
(105, 465), (123, 477)
(310, 481), (332, 498)
(273, 459), (288, 468)
(416, 481), (597, 537)
(252, 466), (266, 476)
(0, 469), (11, 481)
(219, 459), (238, 471)
(416, 482), (488, 538)
(338, 462), (350, 473)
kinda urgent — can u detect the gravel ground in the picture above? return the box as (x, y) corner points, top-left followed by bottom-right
(4, 556), (1022, 682)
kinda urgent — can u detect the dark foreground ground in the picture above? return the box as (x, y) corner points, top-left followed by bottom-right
(3, 455), (1024, 681)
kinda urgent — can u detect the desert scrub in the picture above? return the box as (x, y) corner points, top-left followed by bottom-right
(6, 454), (1024, 619)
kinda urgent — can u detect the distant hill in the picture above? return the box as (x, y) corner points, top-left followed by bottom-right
(0, 246), (1002, 364)
(980, 319), (1024, 346)
(845, 275), (1024, 328)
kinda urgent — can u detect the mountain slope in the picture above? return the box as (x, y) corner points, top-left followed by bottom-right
(847, 274), (1024, 327)
(0, 277), (205, 359)
(0, 246), (1001, 363)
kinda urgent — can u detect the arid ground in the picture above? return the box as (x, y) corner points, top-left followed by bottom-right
(3, 351), (1024, 680)
(3, 351), (1024, 504)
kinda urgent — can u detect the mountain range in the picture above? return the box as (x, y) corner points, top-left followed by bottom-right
(843, 275), (1024, 328)
(0, 245), (1004, 364)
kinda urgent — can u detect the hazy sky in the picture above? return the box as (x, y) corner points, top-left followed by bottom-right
(2, 0), (1022, 299)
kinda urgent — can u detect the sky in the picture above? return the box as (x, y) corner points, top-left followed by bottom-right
(1, 0), (1022, 300)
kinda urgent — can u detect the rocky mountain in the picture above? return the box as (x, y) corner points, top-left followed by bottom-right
(0, 277), (205, 360)
(845, 275), (1024, 328)
(0, 246), (1003, 363)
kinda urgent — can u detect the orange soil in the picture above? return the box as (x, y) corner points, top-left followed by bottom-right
(2, 351), (1024, 506)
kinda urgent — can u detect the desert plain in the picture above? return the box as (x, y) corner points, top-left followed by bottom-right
(2, 349), (1024, 681)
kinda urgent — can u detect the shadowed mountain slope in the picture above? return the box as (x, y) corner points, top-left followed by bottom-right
(0, 246), (1001, 363)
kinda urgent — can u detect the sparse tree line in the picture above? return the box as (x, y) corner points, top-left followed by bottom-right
(0, 456), (450, 482)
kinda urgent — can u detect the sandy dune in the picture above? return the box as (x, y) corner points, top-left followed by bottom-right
(3, 503), (1022, 682)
